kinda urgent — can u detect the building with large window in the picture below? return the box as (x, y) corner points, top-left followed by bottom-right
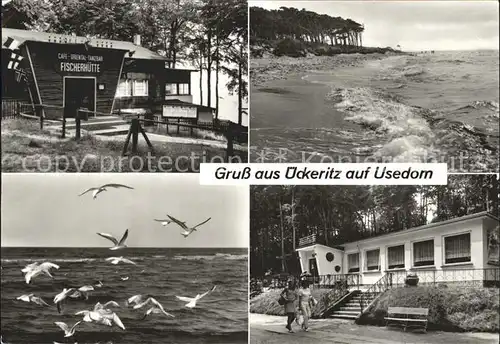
(296, 211), (499, 288)
(1, 28), (214, 124)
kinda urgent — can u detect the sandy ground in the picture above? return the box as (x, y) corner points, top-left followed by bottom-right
(250, 53), (398, 87)
(250, 314), (499, 344)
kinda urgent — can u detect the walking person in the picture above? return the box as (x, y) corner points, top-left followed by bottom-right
(298, 279), (316, 332)
(280, 280), (298, 333)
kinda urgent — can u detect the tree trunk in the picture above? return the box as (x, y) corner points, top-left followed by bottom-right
(238, 42), (243, 125)
(279, 201), (285, 273)
(206, 29), (212, 108)
(199, 53), (203, 105)
(215, 33), (219, 119)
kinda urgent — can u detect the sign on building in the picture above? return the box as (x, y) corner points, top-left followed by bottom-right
(162, 105), (197, 118)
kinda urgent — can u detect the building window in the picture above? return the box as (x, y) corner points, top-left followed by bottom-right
(365, 249), (380, 271)
(387, 245), (405, 269)
(444, 233), (471, 264)
(133, 80), (148, 96)
(165, 83), (177, 95)
(413, 239), (434, 267)
(116, 80), (131, 97)
(347, 253), (359, 273)
(178, 83), (189, 95)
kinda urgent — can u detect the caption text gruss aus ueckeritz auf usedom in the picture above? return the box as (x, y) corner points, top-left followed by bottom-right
(214, 166), (435, 180)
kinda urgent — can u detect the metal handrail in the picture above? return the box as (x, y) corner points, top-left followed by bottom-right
(359, 272), (393, 312)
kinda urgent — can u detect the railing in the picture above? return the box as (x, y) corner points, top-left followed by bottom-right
(389, 268), (500, 287)
(359, 273), (393, 312)
(2, 98), (24, 119)
(297, 233), (328, 248)
(313, 274), (360, 290)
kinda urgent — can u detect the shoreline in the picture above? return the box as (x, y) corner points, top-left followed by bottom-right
(250, 53), (396, 88)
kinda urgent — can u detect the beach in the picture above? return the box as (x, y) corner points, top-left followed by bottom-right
(250, 51), (499, 171)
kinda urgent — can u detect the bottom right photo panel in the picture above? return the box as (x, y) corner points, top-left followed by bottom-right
(250, 174), (499, 344)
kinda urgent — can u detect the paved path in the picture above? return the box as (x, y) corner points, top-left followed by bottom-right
(250, 314), (498, 344)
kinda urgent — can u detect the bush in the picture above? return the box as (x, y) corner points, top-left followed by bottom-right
(250, 288), (345, 318)
(273, 39), (307, 57)
(359, 286), (499, 332)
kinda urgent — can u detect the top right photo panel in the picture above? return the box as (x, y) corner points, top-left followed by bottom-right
(249, 0), (499, 172)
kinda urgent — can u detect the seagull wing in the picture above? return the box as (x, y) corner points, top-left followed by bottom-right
(34, 296), (50, 306)
(17, 294), (32, 302)
(112, 313), (125, 330)
(167, 215), (188, 229)
(101, 183), (134, 190)
(104, 300), (120, 308)
(175, 296), (194, 303)
(193, 217), (211, 229)
(161, 308), (175, 318)
(127, 294), (143, 305)
(70, 321), (82, 333)
(39, 262), (60, 270)
(97, 233), (119, 245)
(197, 286), (216, 300)
(133, 297), (152, 309)
(121, 258), (136, 265)
(117, 229), (129, 246)
(79, 285), (94, 292)
(79, 188), (98, 196)
(54, 322), (70, 333)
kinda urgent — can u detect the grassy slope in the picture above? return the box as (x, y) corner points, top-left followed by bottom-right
(1, 119), (247, 172)
(250, 289), (344, 318)
(360, 286), (499, 332)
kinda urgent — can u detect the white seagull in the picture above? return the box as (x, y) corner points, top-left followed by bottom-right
(105, 257), (136, 265)
(97, 229), (129, 250)
(79, 183), (134, 199)
(121, 276), (129, 281)
(167, 215), (211, 238)
(23, 262), (59, 284)
(75, 301), (123, 329)
(175, 286), (216, 308)
(69, 285), (95, 300)
(16, 293), (50, 306)
(54, 288), (76, 313)
(54, 321), (82, 337)
(130, 296), (175, 319)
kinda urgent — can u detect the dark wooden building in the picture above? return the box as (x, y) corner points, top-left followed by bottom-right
(1, 28), (215, 123)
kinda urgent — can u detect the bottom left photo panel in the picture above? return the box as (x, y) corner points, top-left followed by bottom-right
(0, 173), (249, 344)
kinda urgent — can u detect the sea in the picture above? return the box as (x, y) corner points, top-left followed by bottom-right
(0, 247), (248, 344)
(250, 50), (499, 172)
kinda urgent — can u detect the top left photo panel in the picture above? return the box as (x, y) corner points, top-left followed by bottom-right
(1, 0), (248, 173)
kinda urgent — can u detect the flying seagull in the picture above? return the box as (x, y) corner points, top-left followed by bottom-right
(69, 285), (95, 300)
(16, 293), (50, 306)
(79, 183), (134, 199)
(167, 215), (211, 238)
(129, 296), (175, 319)
(97, 229), (129, 250)
(154, 216), (186, 227)
(76, 301), (123, 329)
(54, 321), (82, 337)
(175, 286), (216, 308)
(23, 262), (59, 284)
(105, 257), (136, 265)
(54, 288), (76, 313)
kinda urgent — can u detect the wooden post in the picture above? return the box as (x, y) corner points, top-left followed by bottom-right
(138, 122), (154, 154)
(177, 118), (180, 134)
(37, 105), (43, 129)
(122, 122), (133, 156)
(279, 200), (286, 273)
(16, 101), (20, 117)
(75, 109), (81, 140)
(131, 118), (139, 154)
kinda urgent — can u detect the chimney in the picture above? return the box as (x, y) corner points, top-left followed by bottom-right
(133, 34), (141, 46)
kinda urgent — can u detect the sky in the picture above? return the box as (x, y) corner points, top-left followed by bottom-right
(249, 0), (499, 51)
(1, 174), (248, 248)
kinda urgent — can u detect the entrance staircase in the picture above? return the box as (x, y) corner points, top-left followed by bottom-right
(46, 116), (129, 137)
(330, 291), (377, 320)
(328, 273), (394, 321)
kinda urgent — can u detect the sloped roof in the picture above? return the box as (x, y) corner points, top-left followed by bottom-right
(2, 28), (167, 60)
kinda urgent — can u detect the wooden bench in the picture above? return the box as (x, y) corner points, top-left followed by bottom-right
(385, 307), (429, 333)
